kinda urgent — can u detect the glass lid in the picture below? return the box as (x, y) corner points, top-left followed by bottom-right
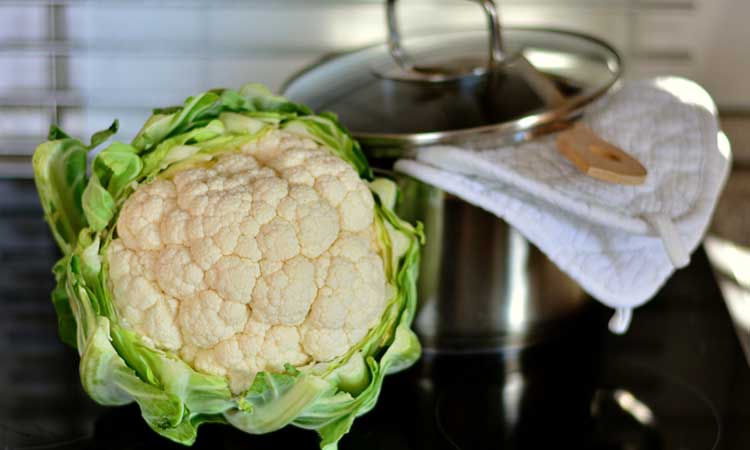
(283, 6), (622, 149)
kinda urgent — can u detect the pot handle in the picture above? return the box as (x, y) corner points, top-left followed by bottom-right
(385, 0), (506, 81)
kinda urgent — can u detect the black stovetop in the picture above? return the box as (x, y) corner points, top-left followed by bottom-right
(2, 178), (749, 450)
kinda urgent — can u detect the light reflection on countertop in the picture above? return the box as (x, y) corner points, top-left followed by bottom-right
(705, 235), (750, 367)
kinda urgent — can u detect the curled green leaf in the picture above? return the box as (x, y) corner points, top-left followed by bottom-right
(82, 174), (115, 232)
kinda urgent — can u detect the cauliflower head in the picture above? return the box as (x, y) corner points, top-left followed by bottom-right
(110, 129), (387, 392)
(32, 84), (422, 449)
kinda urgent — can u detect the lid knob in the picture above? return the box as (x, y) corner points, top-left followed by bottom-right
(384, 0), (506, 82)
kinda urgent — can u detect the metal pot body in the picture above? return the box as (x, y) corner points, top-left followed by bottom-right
(393, 174), (589, 352)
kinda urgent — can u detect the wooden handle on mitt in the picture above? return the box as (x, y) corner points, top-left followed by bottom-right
(556, 123), (647, 185)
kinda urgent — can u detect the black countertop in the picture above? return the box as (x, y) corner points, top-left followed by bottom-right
(1, 178), (749, 450)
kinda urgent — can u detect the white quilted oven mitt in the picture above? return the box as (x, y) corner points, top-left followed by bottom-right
(395, 77), (732, 333)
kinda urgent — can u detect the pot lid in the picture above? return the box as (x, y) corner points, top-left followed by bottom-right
(283, 3), (622, 149)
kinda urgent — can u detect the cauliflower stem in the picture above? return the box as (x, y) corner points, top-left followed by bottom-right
(32, 84), (423, 449)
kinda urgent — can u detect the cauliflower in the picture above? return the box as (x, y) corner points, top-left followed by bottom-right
(32, 84), (422, 449)
(108, 130), (387, 392)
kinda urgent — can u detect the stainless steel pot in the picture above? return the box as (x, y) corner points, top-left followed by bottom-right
(284, 0), (622, 352)
(393, 174), (587, 352)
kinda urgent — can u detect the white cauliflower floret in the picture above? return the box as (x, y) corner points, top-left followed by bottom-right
(108, 130), (387, 393)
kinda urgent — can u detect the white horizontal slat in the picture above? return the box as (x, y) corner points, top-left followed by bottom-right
(62, 6), (204, 47)
(0, 107), (48, 137)
(627, 58), (697, 80)
(0, 5), (47, 41)
(635, 0), (696, 8)
(633, 11), (697, 53)
(66, 54), (204, 96)
(0, 55), (49, 90)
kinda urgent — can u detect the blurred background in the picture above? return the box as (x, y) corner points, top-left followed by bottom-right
(0, 0), (747, 244)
